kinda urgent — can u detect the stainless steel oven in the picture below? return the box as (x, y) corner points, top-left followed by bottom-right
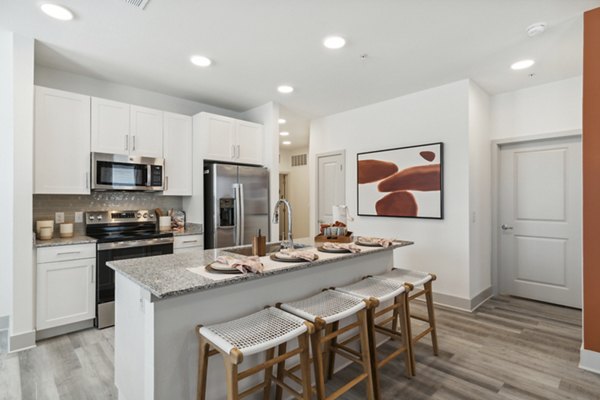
(91, 152), (164, 191)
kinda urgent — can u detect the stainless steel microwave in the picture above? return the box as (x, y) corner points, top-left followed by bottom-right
(91, 152), (164, 191)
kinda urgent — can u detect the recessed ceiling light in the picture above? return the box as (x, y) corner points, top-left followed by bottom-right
(278, 118), (286, 124)
(40, 3), (74, 21)
(280, 131), (290, 136)
(190, 55), (212, 67)
(282, 141), (292, 145)
(511, 59), (535, 70)
(323, 36), (346, 49)
(527, 22), (546, 37)
(277, 85), (294, 94)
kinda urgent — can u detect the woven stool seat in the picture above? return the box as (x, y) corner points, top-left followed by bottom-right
(336, 277), (406, 303)
(199, 307), (308, 357)
(376, 267), (433, 287)
(280, 289), (366, 324)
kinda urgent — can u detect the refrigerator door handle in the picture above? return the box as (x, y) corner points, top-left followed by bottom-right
(239, 183), (245, 244)
(233, 183), (241, 245)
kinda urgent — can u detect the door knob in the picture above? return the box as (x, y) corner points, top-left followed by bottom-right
(501, 224), (514, 231)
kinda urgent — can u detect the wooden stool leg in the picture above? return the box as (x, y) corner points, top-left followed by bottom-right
(396, 293), (413, 378)
(425, 281), (439, 356)
(223, 356), (239, 400)
(357, 309), (376, 400)
(392, 296), (399, 334)
(405, 292), (416, 376)
(197, 336), (210, 400)
(325, 321), (339, 380)
(365, 306), (380, 400)
(298, 332), (313, 400)
(263, 347), (276, 400)
(275, 342), (287, 400)
(311, 329), (327, 400)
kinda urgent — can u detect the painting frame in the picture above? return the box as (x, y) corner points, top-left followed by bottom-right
(356, 142), (444, 219)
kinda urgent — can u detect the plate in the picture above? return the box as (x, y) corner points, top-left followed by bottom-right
(205, 263), (243, 274)
(355, 241), (383, 247)
(317, 246), (351, 254)
(270, 253), (319, 263)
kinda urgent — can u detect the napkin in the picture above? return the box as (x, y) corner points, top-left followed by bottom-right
(357, 236), (393, 248)
(279, 248), (318, 261)
(214, 255), (264, 274)
(322, 242), (361, 253)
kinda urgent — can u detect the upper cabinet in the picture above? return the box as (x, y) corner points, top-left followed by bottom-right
(199, 112), (264, 165)
(91, 98), (163, 158)
(34, 86), (91, 194)
(163, 112), (193, 196)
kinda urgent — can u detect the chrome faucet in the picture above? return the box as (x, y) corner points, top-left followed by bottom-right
(272, 199), (294, 250)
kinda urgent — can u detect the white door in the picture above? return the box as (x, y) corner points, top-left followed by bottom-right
(34, 86), (91, 194)
(202, 113), (236, 162)
(317, 152), (345, 227)
(498, 136), (582, 308)
(163, 112), (193, 195)
(130, 105), (163, 158)
(236, 120), (263, 165)
(37, 259), (96, 330)
(91, 97), (130, 155)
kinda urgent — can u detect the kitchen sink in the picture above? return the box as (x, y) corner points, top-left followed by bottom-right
(226, 242), (309, 257)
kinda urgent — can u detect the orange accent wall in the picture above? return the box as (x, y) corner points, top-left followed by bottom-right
(583, 7), (600, 353)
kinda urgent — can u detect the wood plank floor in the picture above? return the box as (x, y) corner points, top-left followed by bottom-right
(0, 296), (598, 399)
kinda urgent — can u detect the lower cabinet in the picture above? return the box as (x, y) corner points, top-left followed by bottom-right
(36, 245), (96, 330)
(174, 234), (204, 254)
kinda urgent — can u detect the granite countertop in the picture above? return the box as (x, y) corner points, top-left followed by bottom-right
(108, 239), (414, 300)
(34, 233), (97, 248)
(172, 223), (203, 236)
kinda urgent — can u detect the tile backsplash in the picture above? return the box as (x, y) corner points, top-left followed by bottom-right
(33, 192), (183, 233)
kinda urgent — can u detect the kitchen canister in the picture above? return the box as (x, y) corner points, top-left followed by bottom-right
(60, 223), (74, 238)
(36, 220), (54, 239)
(332, 205), (354, 225)
(159, 216), (172, 232)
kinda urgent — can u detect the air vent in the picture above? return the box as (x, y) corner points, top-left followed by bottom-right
(123, 0), (150, 9)
(291, 154), (307, 167)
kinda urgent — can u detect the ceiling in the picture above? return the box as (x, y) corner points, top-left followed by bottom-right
(0, 0), (598, 122)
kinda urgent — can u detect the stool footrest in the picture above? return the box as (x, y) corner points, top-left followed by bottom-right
(412, 326), (434, 343)
(238, 381), (266, 399)
(331, 343), (362, 364)
(325, 372), (369, 400)
(238, 347), (303, 380)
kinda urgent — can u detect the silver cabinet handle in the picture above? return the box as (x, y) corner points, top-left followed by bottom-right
(57, 251), (81, 256)
(91, 265), (95, 283)
(165, 176), (169, 191)
(85, 172), (89, 189)
(133, 135), (136, 151)
(125, 135), (129, 151)
(182, 240), (198, 244)
(236, 145), (240, 159)
(501, 224), (514, 231)
(231, 145), (235, 159)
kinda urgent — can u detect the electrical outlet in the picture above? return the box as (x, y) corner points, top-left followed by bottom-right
(55, 212), (65, 224)
(74, 211), (83, 223)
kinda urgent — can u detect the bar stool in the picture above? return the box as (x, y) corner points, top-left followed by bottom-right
(196, 306), (313, 400)
(279, 289), (376, 400)
(374, 268), (438, 375)
(334, 277), (413, 399)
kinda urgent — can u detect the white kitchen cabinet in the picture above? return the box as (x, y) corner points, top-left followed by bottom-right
(163, 112), (193, 195)
(36, 244), (96, 330)
(91, 97), (130, 155)
(34, 86), (91, 194)
(174, 234), (204, 254)
(199, 112), (264, 165)
(130, 105), (163, 158)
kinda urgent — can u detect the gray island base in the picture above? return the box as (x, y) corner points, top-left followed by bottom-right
(108, 239), (413, 400)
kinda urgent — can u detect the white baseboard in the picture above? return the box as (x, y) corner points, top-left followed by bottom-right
(428, 286), (493, 312)
(580, 346), (600, 374)
(9, 330), (36, 353)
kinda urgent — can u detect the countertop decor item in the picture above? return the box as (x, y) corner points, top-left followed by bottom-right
(159, 216), (171, 232)
(59, 223), (74, 238)
(36, 220), (54, 239)
(39, 226), (53, 240)
(357, 142), (443, 219)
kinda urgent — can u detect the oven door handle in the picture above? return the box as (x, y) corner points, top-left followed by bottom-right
(97, 237), (174, 251)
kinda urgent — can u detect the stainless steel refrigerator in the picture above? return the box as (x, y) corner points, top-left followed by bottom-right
(204, 162), (270, 249)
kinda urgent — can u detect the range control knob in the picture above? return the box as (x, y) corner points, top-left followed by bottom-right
(136, 212), (142, 218)
(88, 215), (95, 221)
(97, 215), (103, 221)
(143, 213), (148, 218)
(149, 214), (155, 219)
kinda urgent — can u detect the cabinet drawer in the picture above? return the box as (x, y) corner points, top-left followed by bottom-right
(174, 235), (204, 249)
(37, 243), (96, 263)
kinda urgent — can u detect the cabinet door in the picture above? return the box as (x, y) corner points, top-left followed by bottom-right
(202, 113), (236, 162)
(34, 86), (91, 194)
(36, 258), (96, 330)
(91, 97), (130, 155)
(130, 105), (163, 158)
(235, 120), (264, 165)
(163, 112), (192, 195)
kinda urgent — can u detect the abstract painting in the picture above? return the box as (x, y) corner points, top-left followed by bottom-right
(357, 142), (443, 219)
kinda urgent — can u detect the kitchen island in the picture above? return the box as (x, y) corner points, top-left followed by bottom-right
(108, 239), (413, 400)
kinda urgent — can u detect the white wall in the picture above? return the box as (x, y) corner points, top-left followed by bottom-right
(239, 103), (280, 242)
(310, 80), (473, 302)
(34, 65), (241, 118)
(0, 30), (15, 324)
(280, 147), (310, 239)
(468, 82), (492, 299)
(491, 76), (582, 140)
